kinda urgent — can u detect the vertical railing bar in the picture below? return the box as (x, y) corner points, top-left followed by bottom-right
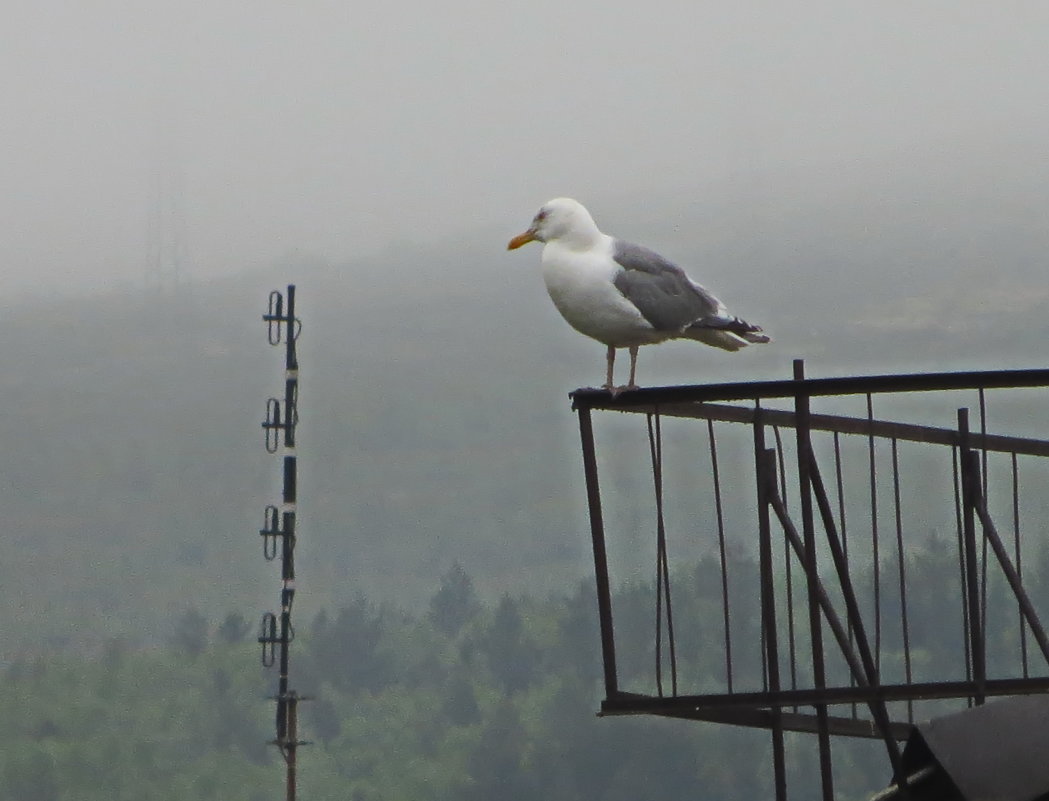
(773, 425), (788, 508)
(952, 445), (972, 693)
(1013, 452), (1029, 678)
(959, 408), (986, 705)
(707, 419), (734, 693)
(978, 390), (989, 645)
(648, 413), (665, 698)
(793, 360), (834, 801)
(774, 425), (798, 694)
(891, 439), (914, 722)
(833, 431), (849, 566)
(867, 393), (882, 675)
(833, 431), (857, 718)
(754, 407), (787, 801)
(577, 406), (619, 698)
(647, 411), (678, 697)
(978, 389), (988, 497)
(662, 424), (677, 696)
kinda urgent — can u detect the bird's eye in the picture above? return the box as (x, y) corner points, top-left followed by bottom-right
(535, 210), (548, 223)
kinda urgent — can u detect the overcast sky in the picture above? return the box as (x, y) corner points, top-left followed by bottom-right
(3, 1), (1048, 298)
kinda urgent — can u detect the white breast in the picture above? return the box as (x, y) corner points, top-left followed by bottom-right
(540, 236), (664, 348)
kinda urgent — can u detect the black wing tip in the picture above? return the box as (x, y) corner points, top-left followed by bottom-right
(692, 316), (765, 334)
(734, 316), (764, 334)
(686, 316), (771, 344)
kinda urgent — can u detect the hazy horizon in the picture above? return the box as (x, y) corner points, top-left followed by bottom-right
(4, 2), (1048, 299)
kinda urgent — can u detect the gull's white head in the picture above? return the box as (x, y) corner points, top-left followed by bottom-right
(507, 197), (601, 250)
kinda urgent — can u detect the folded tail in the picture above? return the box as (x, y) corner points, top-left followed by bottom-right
(683, 316), (771, 351)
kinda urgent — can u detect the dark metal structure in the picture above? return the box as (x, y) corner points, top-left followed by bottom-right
(891, 695), (1049, 800)
(258, 285), (309, 800)
(571, 360), (1049, 800)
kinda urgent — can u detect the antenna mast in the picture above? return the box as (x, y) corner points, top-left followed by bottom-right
(258, 285), (309, 799)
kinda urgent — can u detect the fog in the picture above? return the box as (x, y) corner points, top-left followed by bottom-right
(4, 1), (1048, 298)
(5, 7), (1049, 797)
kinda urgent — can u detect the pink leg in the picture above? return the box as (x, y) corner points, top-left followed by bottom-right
(604, 346), (615, 390)
(626, 345), (639, 389)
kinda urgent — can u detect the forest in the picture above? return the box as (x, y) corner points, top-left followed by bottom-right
(5, 538), (1049, 801)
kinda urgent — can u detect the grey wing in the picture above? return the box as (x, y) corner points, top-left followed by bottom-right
(611, 240), (727, 332)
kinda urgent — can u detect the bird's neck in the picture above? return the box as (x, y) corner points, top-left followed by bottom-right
(552, 224), (605, 252)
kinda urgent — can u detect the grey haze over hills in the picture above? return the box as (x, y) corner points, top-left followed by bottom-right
(6, 3), (1048, 305)
(3, 149), (1049, 652)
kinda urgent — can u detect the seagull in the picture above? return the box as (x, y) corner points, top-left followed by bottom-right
(507, 197), (769, 392)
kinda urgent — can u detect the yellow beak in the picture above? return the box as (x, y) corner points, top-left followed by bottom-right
(507, 229), (538, 250)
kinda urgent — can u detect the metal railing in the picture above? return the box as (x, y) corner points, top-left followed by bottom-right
(572, 360), (1049, 801)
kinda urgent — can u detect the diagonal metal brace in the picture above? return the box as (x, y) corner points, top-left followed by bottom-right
(764, 456), (907, 788)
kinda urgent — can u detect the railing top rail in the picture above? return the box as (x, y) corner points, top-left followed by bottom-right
(571, 367), (1049, 412)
